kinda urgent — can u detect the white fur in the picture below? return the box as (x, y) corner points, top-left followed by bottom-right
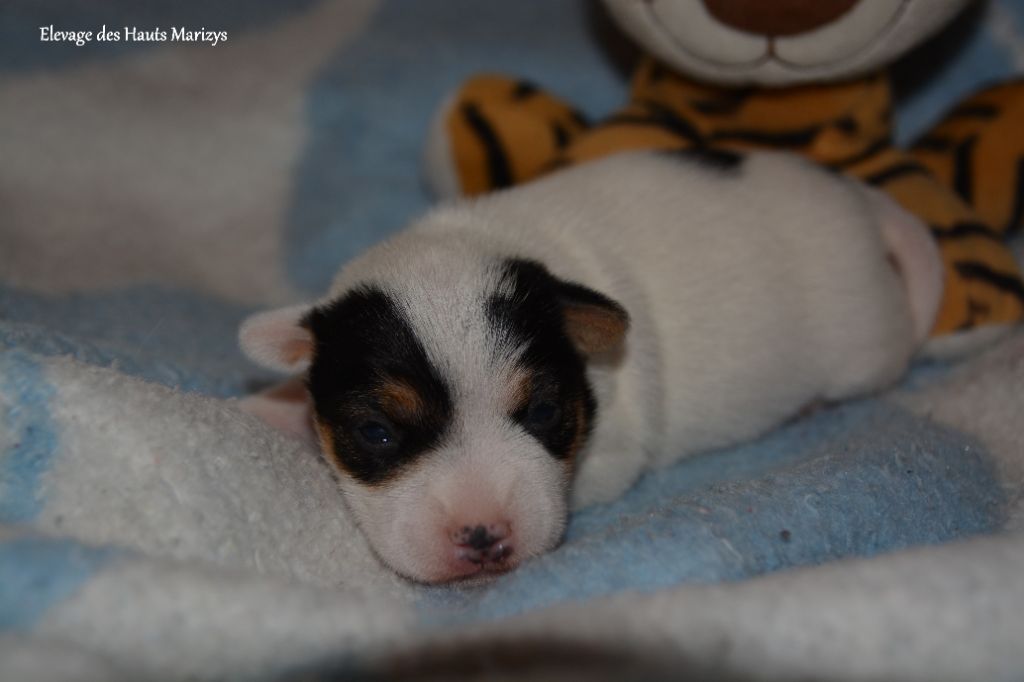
(867, 186), (944, 345)
(313, 241), (572, 581)
(241, 151), (935, 581)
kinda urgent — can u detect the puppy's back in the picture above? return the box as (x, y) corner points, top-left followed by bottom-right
(342, 151), (916, 502)
(428, 151), (916, 467)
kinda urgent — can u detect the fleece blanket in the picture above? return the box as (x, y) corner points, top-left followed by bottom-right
(2, 1), (1024, 679)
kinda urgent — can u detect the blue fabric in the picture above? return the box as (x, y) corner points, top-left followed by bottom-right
(0, 287), (272, 397)
(287, 0), (628, 292)
(418, 400), (1005, 624)
(0, 536), (116, 630)
(0, 352), (57, 523)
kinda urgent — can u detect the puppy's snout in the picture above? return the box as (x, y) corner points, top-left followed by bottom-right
(452, 522), (509, 549)
(450, 522), (513, 565)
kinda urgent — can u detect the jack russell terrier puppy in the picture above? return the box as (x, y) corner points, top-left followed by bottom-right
(238, 150), (942, 584)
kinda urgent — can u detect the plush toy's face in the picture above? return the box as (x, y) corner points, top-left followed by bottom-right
(603, 0), (973, 86)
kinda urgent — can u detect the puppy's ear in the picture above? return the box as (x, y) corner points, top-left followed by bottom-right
(556, 281), (630, 358)
(238, 377), (315, 442)
(239, 304), (315, 373)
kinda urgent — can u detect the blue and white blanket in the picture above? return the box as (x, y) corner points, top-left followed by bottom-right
(2, 1), (1024, 679)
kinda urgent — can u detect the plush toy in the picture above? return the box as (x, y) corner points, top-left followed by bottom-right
(422, 0), (1024, 342)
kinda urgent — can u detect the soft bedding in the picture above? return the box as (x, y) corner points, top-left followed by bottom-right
(2, 1), (1024, 679)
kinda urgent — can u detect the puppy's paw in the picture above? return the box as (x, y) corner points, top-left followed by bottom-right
(570, 447), (645, 510)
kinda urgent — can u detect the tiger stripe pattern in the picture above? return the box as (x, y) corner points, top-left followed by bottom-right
(440, 58), (1024, 337)
(446, 75), (590, 196)
(910, 79), (1024, 236)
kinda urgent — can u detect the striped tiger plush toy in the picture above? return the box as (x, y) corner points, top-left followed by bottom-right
(423, 0), (1024, 342)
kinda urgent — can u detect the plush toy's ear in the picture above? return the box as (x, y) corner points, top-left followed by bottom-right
(557, 282), (631, 358)
(239, 304), (315, 373)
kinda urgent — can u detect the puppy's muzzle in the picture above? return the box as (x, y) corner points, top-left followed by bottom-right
(450, 522), (513, 565)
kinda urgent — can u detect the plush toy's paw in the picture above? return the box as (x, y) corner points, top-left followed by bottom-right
(569, 444), (648, 511)
(421, 75), (590, 199)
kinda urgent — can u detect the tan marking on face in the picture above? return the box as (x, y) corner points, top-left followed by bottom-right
(565, 397), (590, 466)
(377, 379), (424, 422)
(505, 369), (534, 413)
(314, 419), (341, 470)
(315, 417), (392, 488)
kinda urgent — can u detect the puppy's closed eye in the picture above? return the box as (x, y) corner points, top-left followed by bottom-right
(524, 397), (561, 432)
(505, 363), (571, 449)
(351, 416), (400, 452)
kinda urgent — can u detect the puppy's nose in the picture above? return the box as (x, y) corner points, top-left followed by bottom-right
(450, 522), (510, 549)
(450, 522), (513, 564)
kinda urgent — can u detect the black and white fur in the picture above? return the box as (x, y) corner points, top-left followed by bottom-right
(239, 151), (942, 584)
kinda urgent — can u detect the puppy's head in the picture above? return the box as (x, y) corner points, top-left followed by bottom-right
(241, 257), (628, 583)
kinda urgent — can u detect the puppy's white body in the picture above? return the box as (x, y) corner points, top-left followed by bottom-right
(241, 151), (937, 580)
(323, 152), (926, 510)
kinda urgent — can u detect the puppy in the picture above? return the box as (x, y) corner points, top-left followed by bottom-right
(239, 150), (942, 583)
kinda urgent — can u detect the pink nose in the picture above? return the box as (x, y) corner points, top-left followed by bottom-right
(449, 522), (513, 565)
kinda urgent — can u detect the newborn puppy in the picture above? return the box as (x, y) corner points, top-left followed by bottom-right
(239, 151), (942, 583)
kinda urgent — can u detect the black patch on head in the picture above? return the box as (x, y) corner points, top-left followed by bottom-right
(656, 146), (745, 172)
(487, 259), (601, 460)
(304, 287), (453, 485)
